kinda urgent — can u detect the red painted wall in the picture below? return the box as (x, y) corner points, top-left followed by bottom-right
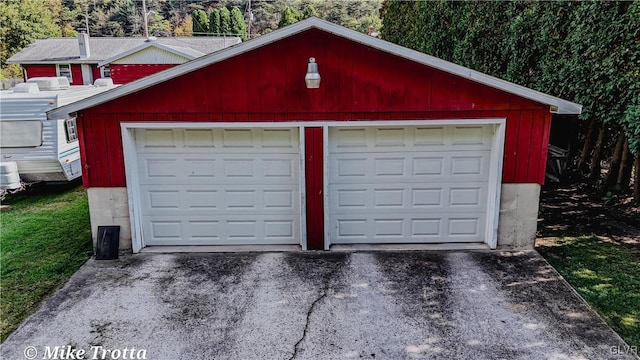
(78, 28), (552, 191)
(23, 65), (57, 79)
(70, 65), (83, 85)
(23, 64), (88, 85)
(92, 66), (102, 84)
(109, 64), (175, 84)
(305, 127), (324, 250)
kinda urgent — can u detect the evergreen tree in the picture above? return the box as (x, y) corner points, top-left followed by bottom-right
(209, 8), (221, 34)
(230, 7), (247, 40)
(301, 4), (318, 19)
(381, 0), (640, 200)
(192, 9), (209, 36)
(219, 7), (231, 34)
(278, 6), (298, 28)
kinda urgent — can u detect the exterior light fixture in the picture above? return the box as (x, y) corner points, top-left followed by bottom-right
(305, 57), (321, 89)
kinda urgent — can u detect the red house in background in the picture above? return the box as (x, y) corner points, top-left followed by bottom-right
(7, 34), (241, 85)
(48, 18), (582, 254)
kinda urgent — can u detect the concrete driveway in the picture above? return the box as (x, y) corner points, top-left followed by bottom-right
(1, 251), (636, 360)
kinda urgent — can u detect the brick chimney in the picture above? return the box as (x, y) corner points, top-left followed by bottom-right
(78, 32), (90, 59)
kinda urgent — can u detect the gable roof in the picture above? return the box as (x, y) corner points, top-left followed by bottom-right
(7, 37), (241, 65)
(97, 42), (206, 67)
(48, 17), (582, 119)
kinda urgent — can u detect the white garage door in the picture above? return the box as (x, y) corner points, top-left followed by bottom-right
(135, 127), (300, 246)
(328, 125), (494, 244)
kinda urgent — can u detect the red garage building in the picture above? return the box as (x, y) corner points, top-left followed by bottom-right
(49, 18), (581, 253)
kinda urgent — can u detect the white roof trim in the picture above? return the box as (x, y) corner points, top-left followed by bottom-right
(49, 17), (582, 119)
(97, 42), (201, 67)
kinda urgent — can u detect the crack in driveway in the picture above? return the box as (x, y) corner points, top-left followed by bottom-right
(289, 255), (349, 360)
(289, 290), (328, 360)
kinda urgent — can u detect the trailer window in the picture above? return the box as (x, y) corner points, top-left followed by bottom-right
(0, 121), (43, 147)
(65, 118), (78, 142)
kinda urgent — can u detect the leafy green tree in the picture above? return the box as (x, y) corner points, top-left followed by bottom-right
(148, 12), (172, 37)
(278, 6), (298, 28)
(192, 9), (209, 35)
(209, 8), (221, 34)
(230, 6), (247, 40)
(0, 0), (61, 64)
(301, 4), (318, 19)
(220, 7), (231, 34)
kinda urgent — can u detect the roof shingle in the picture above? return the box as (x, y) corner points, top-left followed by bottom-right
(7, 37), (241, 64)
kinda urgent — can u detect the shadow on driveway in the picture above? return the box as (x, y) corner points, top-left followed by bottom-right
(1, 251), (635, 359)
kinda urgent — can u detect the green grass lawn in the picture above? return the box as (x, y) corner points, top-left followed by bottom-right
(538, 236), (640, 348)
(0, 184), (93, 342)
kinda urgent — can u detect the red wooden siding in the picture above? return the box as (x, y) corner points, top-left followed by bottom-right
(23, 64), (100, 85)
(109, 64), (176, 84)
(23, 65), (56, 79)
(91, 66), (102, 83)
(70, 65), (83, 85)
(78, 28), (552, 188)
(304, 127), (324, 250)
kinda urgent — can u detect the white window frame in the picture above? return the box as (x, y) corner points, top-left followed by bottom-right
(65, 118), (78, 143)
(56, 64), (72, 82)
(100, 65), (111, 78)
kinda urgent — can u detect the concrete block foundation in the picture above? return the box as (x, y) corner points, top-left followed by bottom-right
(497, 183), (541, 250)
(87, 187), (132, 250)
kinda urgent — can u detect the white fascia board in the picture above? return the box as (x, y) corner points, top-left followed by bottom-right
(119, 118), (506, 129)
(48, 17), (582, 120)
(12, 60), (98, 65)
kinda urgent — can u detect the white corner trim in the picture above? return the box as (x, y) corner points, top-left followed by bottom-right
(299, 127), (308, 251)
(322, 125), (330, 250)
(48, 17), (581, 120)
(120, 125), (144, 253)
(486, 121), (506, 249)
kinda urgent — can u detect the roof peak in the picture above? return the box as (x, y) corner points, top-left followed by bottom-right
(48, 17), (581, 118)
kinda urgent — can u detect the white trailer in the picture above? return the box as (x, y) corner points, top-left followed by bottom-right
(0, 78), (115, 190)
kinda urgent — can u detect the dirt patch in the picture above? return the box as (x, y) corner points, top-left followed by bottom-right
(536, 180), (640, 247)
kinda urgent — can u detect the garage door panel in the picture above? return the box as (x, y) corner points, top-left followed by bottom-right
(331, 213), (486, 243)
(329, 151), (491, 183)
(138, 153), (299, 185)
(135, 128), (299, 154)
(142, 215), (299, 245)
(136, 127), (300, 246)
(329, 126), (493, 153)
(328, 124), (492, 245)
(140, 184), (298, 215)
(329, 183), (488, 213)
(183, 129), (216, 147)
(138, 129), (178, 149)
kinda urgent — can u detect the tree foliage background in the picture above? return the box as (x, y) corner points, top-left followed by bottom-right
(382, 0), (640, 200)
